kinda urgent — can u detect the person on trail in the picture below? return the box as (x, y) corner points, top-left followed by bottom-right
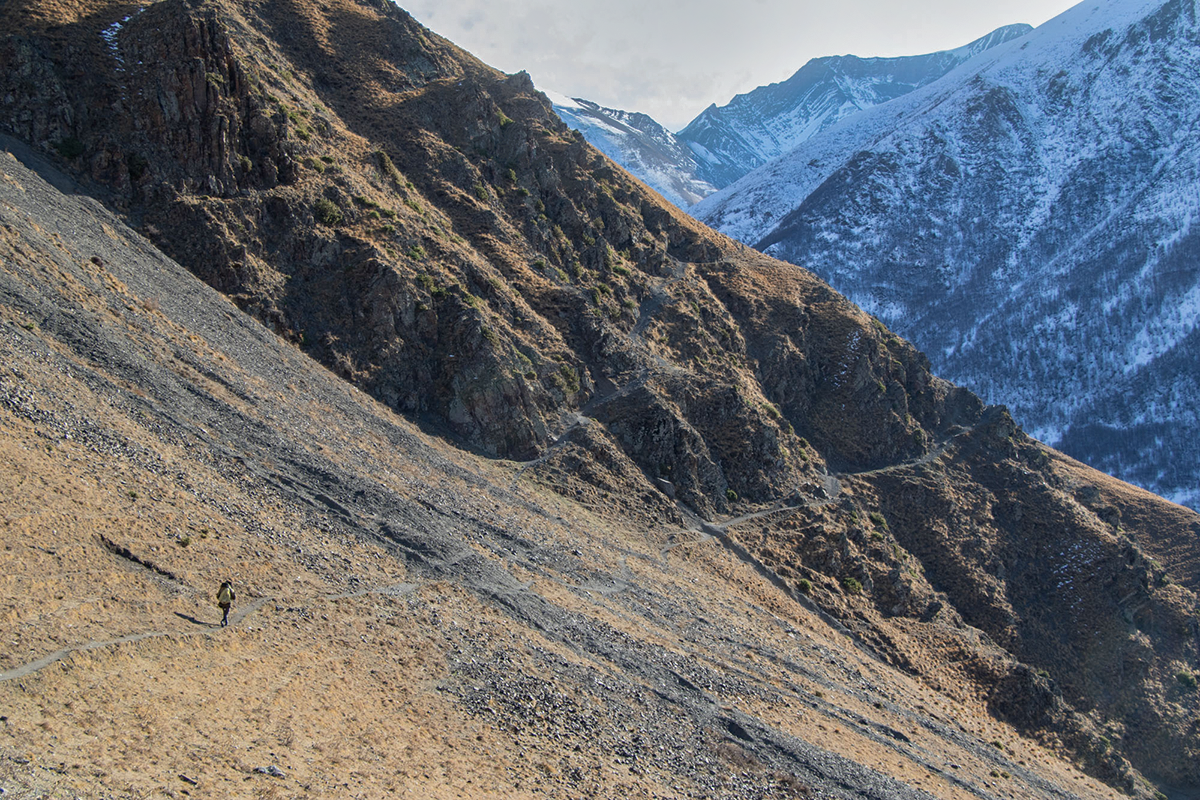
(216, 580), (235, 627)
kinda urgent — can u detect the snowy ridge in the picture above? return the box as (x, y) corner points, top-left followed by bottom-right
(694, 0), (1200, 508)
(547, 94), (717, 208)
(546, 25), (1026, 208)
(677, 24), (1032, 190)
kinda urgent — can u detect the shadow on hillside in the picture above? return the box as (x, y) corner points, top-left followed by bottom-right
(174, 612), (216, 628)
(0, 133), (81, 195)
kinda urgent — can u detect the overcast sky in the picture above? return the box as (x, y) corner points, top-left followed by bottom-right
(400, 0), (1080, 131)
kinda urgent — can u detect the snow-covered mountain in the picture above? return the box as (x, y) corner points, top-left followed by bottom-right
(694, 0), (1200, 509)
(678, 24), (1032, 189)
(546, 92), (717, 208)
(546, 25), (1027, 208)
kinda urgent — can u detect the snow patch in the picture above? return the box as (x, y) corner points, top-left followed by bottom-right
(541, 89), (585, 111)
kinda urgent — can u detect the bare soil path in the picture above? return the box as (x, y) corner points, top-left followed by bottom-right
(0, 582), (418, 683)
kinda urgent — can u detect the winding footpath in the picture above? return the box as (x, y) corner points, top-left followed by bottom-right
(0, 586), (413, 684)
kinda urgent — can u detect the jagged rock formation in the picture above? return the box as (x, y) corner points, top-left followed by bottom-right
(693, 0), (1200, 512)
(1, 0), (1199, 796)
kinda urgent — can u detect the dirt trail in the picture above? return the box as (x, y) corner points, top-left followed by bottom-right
(0, 583), (418, 684)
(656, 437), (966, 648)
(0, 632), (170, 683)
(657, 422), (963, 564)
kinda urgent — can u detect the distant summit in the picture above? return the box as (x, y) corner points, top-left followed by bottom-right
(546, 91), (717, 207)
(549, 24), (1031, 207)
(678, 24), (1032, 189)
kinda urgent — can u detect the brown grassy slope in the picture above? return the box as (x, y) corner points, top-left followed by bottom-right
(1, 0), (1199, 792)
(0, 144), (1132, 800)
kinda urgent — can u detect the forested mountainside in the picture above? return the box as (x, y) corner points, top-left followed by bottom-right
(694, 0), (1200, 512)
(2, 0), (1199, 796)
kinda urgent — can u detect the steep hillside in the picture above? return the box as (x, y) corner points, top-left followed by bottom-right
(1, 0), (1199, 796)
(549, 92), (718, 208)
(677, 24), (1031, 190)
(693, 0), (1200, 511)
(3, 134), (1161, 800)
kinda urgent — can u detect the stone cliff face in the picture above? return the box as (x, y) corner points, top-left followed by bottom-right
(2, 0), (1199, 793)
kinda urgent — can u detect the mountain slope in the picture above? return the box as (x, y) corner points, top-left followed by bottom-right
(3, 133), (1161, 800)
(1, 0), (1199, 796)
(549, 92), (718, 208)
(0, 140), (939, 799)
(694, 0), (1200, 511)
(678, 24), (1032, 190)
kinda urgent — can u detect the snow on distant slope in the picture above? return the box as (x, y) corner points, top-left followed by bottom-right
(676, 24), (1031, 190)
(544, 25), (1026, 208)
(694, 0), (1200, 509)
(546, 91), (717, 208)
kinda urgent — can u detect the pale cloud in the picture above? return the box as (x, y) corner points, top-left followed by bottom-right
(399, 0), (1079, 130)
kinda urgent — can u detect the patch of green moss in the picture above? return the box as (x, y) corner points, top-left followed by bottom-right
(313, 198), (343, 226)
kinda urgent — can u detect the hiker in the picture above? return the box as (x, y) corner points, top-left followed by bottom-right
(216, 580), (235, 627)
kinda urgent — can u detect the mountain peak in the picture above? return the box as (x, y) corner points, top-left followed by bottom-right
(547, 24), (1030, 210)
(549, 92), (719, 207)
(673, 23), (1032, 190)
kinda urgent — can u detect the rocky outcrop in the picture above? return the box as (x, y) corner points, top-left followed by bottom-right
(1, 1), (298, 196)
